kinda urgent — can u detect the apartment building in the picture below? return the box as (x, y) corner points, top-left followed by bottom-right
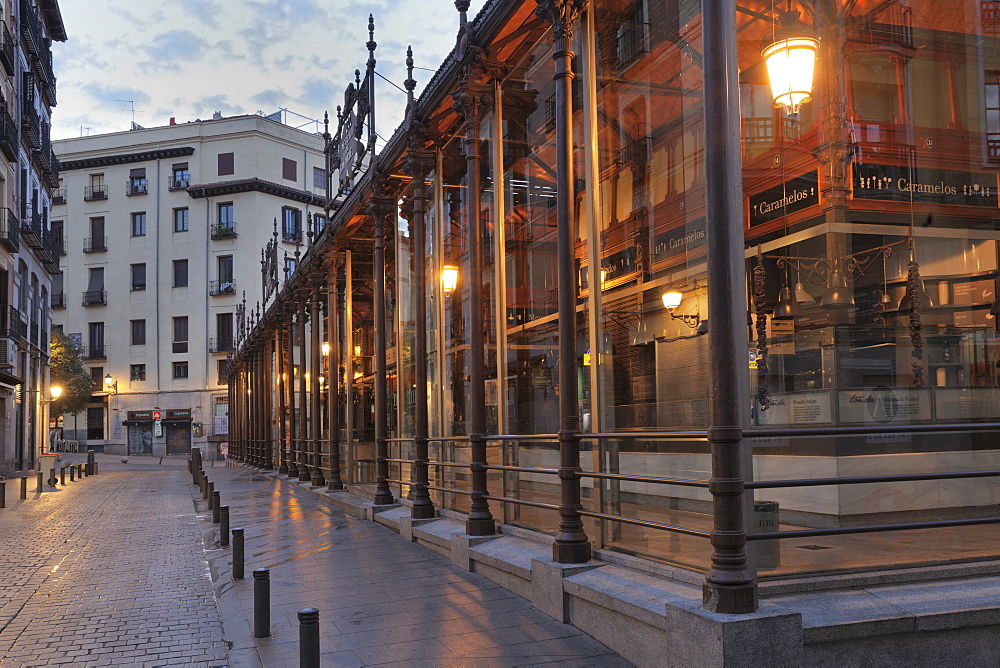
(52, 114), (326, 458)
(0, 0), (64, 478)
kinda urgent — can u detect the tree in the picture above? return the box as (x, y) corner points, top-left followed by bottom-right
(49, 329), (93, 415)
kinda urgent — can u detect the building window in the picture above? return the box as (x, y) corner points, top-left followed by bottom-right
(88, 322), (104, 359)
(84, 268), (105, 306)
(173, 361), (189, 379)
(173, 259), (188, 287)
(173, 316), (188, 353)
(217, 255), (234, 294)
(216, 312), (233, 351)
(130, 319), (146, 345)
(86, 406), (104, 440)
(217, 359), (231, 385)
(130, 364), (146, 381)
(131, 211), (146, 237)
(171, 163), (189, 189)
(282, 207), (301, 243)
(51, 220), (64, 255)
(174, 207), (189, 232)
(127, 168), (147, 195)
(213, 202), (235, 239)
(313, 166), (326, 189)
(314, 214), (326, 234)
(218, 152), (234, 176)
(130, 263), (146, 291)
(285, 256), (297, 278)
(85, 216), (106, 252)
(282, 157), (297, 181)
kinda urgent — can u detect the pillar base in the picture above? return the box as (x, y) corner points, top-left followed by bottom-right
(326, 480), (344, 491)
(298, 469), (311, 482)
(465, 517), (496, 536)
(310, 474), (325, 488)
(278, 464), (288, 475)
(411, 502), (435, 520)
(373, 492), (395, 506)
(553, 539), (591, 564)
(702, 581), (759, 614)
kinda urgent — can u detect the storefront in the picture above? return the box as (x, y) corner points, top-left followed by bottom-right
(123, 410), (153, 456)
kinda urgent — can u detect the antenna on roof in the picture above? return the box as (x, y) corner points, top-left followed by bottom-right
(115, 99), (143, 124)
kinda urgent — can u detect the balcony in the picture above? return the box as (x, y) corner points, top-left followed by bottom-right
(208, 337), (233, 354)
(0, 22), (14, 76)
(169, 176), (189, 190)
(34, 47), (56, 107)
(281, 228), (301, 244)
(20, 99), (40, 150)
(19, 0), (42, 56)
(82, 290), (106, 307)
(83, 236), (107, 253)
(29, 320), (37, 346)
(20, 206), (42, 248)
(0, 107), (15, 162)
(0, 305), (28, 341)
(211, 222), (237, 240)
(41, 148), (58, 190)
(0, 208), (19, 252)
(172, 341), (188, 354)
(209, 280), (236, 296)
(126, 180), (148, 196)
(51, 187), (65, 204)
(83, 344), (107, 360)
(50, 292), (65, 309)
(38, 226), (59, 273)
(84, 185), (108, 201)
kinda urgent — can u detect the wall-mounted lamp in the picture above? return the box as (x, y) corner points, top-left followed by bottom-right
(762, 9), (818, 115)
(104, 374), (118, 394)
(39, 385), (62, 403)
(321, 341), (331, 356)
(662, 290), (701, 329)
(442, 265), (459, 294)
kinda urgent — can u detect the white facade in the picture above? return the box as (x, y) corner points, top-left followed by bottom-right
(52, 115), (326, 457)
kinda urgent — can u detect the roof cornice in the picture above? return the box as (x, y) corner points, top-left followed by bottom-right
(38, 0), (67, 41)
(59, 146), (195, 171)
(186, 178), (327, 207)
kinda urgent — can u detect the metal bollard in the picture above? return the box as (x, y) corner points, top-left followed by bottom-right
(187, 459), (192, 474)
(87, 450), (95, 475)
(36, 471), (43, 493)
(78, 464), (85, 478)
(202, 477), (210, 501)
(253, 568), (270, 638)
(69, 466), (75, 482)
(0, 480), (5, 508)
(220, 506), (230, 546)
(212, 491), (221, 523)
(298, 608), (320, 667)
(208, 482), (215, 509)
(60, 466), (66, 486)
(82, 463), (88, 477)
(299, 608), (319, 668)
(48, 468), (57, 487)
(19, 475), (26, 499)
(232, 528), (244, 579)
(94, 462), (99, 475)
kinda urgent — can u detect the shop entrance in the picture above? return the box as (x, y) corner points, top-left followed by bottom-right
(165, 423), (191, 455)
(127, 424), (153, 455)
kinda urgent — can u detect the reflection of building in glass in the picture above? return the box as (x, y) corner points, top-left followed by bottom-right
(228, 2), (1000, 662)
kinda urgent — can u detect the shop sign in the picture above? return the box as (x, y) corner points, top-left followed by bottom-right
(600, 247), (636, 283)
(838, 386), (932, 424)
(754, 391), (832, 425)
(128, 410), (152, 421)
(166, 409), (191, 419)
(748, 171), (819, 227)
(983, 1), (1000, 30)
(852, 163), (998, 207)
(651, 217), (706, 263)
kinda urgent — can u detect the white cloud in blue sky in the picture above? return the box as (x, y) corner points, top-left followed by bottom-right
(52, 0), (484, 141)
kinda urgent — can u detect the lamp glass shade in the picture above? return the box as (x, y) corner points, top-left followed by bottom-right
(50, 386), (62, 400)
(104, 374), (114, 388)
(321, 341), (331, 356)
(820, 269), (855, 309)
(441, 265), (459, 293)
(793, 282), (815, 305)
(772, 286), (798, 320)
(763, 36), (818, 113)
(662, 291), (683, 311)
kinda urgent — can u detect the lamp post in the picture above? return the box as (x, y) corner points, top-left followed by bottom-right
(104, 374), (118, 446)
(41, 385), (63, 454)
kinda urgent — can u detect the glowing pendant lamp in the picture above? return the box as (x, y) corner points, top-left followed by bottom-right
(762, 10), (818, 115)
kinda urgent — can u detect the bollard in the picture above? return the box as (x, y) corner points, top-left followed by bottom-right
(208, 482), (215, 509)
(19, 475), (26, 499)
(82, 463), (88, 477)
(78, 464), (85, 478)
(212, 491), (221, 523)
(60, 466), (66, 486)
(187, 459), (192, 474)
(48, 468), (57, 487)
(202, 477), (210, 501)
(253, 568), (270, 638)
(94, 462), (99, 475)
(0, 480), (5, 508)
(69, 466), (75, 482)
(298, 608), (320, 667)
(232, 528), (245, 579)
(220, 506), (230, 547)
(36, 471), (43, 493)
(87, 450), (95, 475)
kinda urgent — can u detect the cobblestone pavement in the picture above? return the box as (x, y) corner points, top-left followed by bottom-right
(0, 455), (228, 667)
(202, 465), (629, 667)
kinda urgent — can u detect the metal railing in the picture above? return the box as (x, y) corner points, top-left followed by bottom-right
(0, 208), (19, 252)
(209, 280), (236, 296)
(169, 177), (189, 190)
(50, 292), (65, 309)
(83, 344), (106, 360)
(0, 106), (16, 162)
(50, 187), (65, 205)
(20, 98), (40, 150)
(0, 22), (14, 76)
(84, 185), (108, 201)
(211, 223), (237, 240)
(81, 290), (106, 306)
(126, 180), (148, 196)
(0, 305), (27, 340)
(208, 336), (233, 353)
(83, 236), (107, 252)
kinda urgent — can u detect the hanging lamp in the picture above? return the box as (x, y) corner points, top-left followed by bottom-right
(762, 9), (819, 115)
(820, 267), (854, 309)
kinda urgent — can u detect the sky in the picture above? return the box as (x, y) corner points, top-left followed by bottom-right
(51, 0), (485, 143)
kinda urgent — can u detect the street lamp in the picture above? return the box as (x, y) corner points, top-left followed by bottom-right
(104, 374), (118, 393)
(762, 9), (818, 115)
(441, 265), (459, 294)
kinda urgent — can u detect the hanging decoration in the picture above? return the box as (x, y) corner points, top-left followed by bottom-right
(905, 237), (925, 387)
(754, 250), (770, 411)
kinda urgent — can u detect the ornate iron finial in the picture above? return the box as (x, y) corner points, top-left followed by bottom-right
(456, 0), (470, 24)
(355, 69), (361, 88)
(323, 110), (330, 140)
(307, 212), (314, 245)
(405, 46), (415, 98)
(367, 14), (376, 57)
(283, 252), (290, 279)
(336, 105), (342, 123)
(273, 217), (278, 240)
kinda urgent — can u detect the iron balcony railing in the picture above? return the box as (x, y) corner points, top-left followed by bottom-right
(19, 0), (42, 56)
(0, 21), (14, 76)
(83, 344), (106, 360)
(169, 176), (189, 190)
(50, 292), (65, 309)
(82, 290), (106, 307)
(209, 280), (236, 296)
(34, 46), (56, 107)
(173, 341), (188, 354)
(83, 236), (107, 253)
(29, 320), (37, 346)
(51, 187), (65, 204)
(211, 223), (237, 240)
(0, 208), (19, 252)
(126, 180), (148, 196)
(20, 206), (42, 248)
(84, 185), (108, 201)
(0, 106), (16, 162)
(0, 305), (27, 341)
(208, 336), (233, 353)
(20, 98), (40, 150)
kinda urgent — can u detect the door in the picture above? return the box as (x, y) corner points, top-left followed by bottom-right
(127, 424), (152, 455)
(165, 423), (191, 454)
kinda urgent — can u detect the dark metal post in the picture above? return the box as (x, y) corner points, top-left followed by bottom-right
(451, 6), (495, 535)
(326, 261), (344, 490)
(701, 0), (757, 614)
(93, 462), (98, 475)
(68, 466), (74, 483)
(0, 480), (5, 508)
(212, 490), (221, 523)
(404, 50), (435, 520)
(537, 0), (591, 563)
(232, 528), (245, 579)
(220, 506), (230, 546)
(287, 310), (300, 478)
(60, 465), (66, 486)
(310, 283), (325, 487)
(48, 468), (57, 487)
(253, 568), (271, 638)
(298, 300), (311, 482)
(36, 471), (43, 492)
(298, 608), (320, 667)
(19, 474), (26, 498)
(87, 450), (95, 475)
(277, 320), (289, 475)
(369, 182), (395, 506)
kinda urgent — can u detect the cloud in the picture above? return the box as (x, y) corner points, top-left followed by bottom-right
(81, 83), (152, 110)
(141, 30), (207, 64)
(174, 0), (221, 28)
(251, 88), (288, 110)
(296, 78), (337, 111)
(194, 95), (243, 117)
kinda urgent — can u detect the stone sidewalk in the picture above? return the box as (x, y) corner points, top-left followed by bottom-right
(0, 455), (228, 667)
(200, 464), (628, 666)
